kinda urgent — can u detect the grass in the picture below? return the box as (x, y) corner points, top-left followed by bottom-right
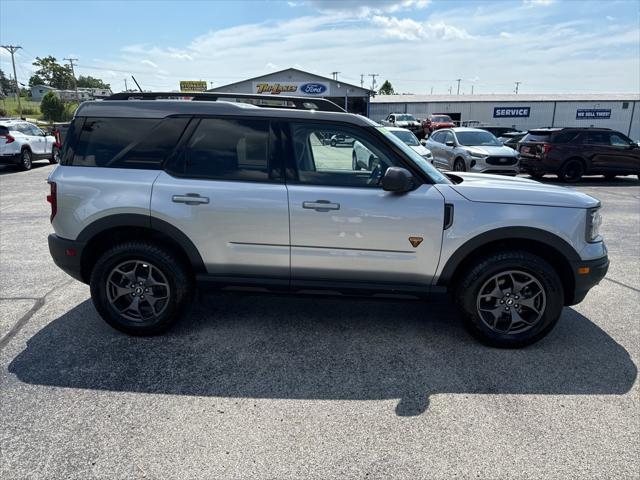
(0, 96), (42, 120)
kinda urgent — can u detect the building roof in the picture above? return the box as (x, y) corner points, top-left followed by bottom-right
(210, 67), (374, 95)
(372, 93), (640, 103)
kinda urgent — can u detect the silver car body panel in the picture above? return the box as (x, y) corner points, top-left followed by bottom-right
(150, 172), (290, 278)
(50, 166), (160, 240)
(287, 184), (445, 284)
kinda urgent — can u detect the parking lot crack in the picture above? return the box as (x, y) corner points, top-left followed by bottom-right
(0, 280), (74, 350)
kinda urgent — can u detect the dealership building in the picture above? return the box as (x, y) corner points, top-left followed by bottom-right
(209, 68), (374, 116)
(370, 94), (640, 139)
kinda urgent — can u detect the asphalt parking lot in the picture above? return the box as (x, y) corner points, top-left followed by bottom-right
(0, 163), (638, 479)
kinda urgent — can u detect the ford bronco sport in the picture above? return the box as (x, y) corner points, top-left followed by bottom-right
(47, 92), (609, 348)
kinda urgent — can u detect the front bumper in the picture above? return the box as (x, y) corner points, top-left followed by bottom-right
(567, 255), (609, 305)
(48, 234), (86, 283)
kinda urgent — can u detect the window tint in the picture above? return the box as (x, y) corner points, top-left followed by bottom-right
(181, 118), (272, 182)
(522, 132), (553, 143)
(610, 133), (631, 146)
(551, 131), (581, 143)
(290, 123), (398, 187)
(430, 131), (443, 143)
(585, 132), (609, 145)
(73, 117), (188, 169)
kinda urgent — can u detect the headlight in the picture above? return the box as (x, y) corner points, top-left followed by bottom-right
(469, 151), (486, 159)
(586, 207), (602, 242)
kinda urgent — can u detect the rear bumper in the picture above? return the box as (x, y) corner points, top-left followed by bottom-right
(567, 255), (609, 305)
(48, 234), (86, 283)
(0, 153), (21, 165)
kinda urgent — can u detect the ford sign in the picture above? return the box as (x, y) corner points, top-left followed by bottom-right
(300, 83), (327, 95)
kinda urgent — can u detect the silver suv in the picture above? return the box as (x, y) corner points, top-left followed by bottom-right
(426, 127), (520, 175)
(47, 93), (609, 348)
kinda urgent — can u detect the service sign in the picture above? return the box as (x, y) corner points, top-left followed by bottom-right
(179, 81), (207, 92)
(253, 81), (329, 96)
(493, 107), (530, 118)
(576, 109), (611, 120)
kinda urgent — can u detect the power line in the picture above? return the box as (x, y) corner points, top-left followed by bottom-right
(515, 81), (522, 94)
(64, 57), (80, 102)
(1, 45), (22, 117)
(368, 73), (378, 92)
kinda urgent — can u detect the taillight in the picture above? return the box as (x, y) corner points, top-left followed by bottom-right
(1, 134), (15, 143)
(47, 181), (57, 222)
(542, 144), (553, 155)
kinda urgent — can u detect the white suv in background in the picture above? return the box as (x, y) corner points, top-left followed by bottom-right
(0, 120), (60, 170)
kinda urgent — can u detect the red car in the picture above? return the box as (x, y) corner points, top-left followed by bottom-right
(422, 114), (456, 137)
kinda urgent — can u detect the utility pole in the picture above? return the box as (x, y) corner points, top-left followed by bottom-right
(456, 78), (462, 95)
(430, 86), (433, 95)
(471, 85), (474, 95)
(368, 73), (378, 92)
(331, 71), (340, 81)
(448, 85), (452, 95)
(64, 57), (80, 103)
(1, 45), (22, 118)
(124, 78), (128, 91)
(360, 74), (364, 88)
(514, 81), (522, 94)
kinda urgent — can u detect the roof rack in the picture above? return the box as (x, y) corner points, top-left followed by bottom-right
(105, 91), (346, 113)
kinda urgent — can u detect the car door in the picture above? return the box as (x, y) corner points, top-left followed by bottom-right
(26, 124), (46, 155)
(606, 132), (640, 173)
(285, 122), (445, 287)
(151, 117), (291, 280)
(441, 131), (457, 169)
(583, 131), (613, 173)
(427, 131), (444, 167)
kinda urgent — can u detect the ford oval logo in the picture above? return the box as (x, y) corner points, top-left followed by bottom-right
(300, 83), (327, 95)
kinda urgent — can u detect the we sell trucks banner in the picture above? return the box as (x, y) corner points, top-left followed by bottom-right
(252, 81), (329, 96)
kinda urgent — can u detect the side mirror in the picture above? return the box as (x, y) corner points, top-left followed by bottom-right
(382, 167), (414, 193)
(445, 140), (455, 147)
(420, 139), (427, 146)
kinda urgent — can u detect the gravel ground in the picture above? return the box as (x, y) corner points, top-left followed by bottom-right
(0, 163), (638, 479)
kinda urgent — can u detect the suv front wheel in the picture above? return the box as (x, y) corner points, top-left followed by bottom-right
(90, 242), (193, 335)
(456, 251), (564, 348)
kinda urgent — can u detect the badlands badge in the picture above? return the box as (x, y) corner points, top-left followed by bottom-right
(408, 236), (423, 248)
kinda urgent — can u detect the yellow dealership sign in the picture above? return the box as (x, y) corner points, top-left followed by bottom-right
(179, 81), (208, 92)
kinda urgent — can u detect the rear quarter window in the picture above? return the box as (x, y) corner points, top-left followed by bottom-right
(71, 117), (189, 169)
(522, 132), (553, 143)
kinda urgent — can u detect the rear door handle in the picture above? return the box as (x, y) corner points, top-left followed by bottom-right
(172, 193), (210, 205)
(302, 200), (340, 212)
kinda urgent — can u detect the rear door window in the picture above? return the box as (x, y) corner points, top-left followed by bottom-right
(584, 132), (609, 145)
(178, 118), (277, 182)
(72, 117), (189, 169)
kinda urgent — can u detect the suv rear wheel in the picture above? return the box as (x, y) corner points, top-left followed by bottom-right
(90, 242), (193, 335)
(558, 158), (584, 183)
(455, 251), (564, 348)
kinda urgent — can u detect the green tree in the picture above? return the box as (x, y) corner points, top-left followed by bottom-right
(28, 74), (45, 87)
(31, 56), (74, 90)
(77, 75), (110, 89)
(40, 91), (65, 121)
(0, 69), (13, 95)
(378, 80), (395, 95)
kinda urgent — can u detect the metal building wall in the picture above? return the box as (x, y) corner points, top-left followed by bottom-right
(370, 100), (638, 138)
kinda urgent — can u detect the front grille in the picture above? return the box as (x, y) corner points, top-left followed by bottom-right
(486, 156), (517, 166)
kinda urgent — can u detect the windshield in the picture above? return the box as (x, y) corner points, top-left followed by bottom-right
(456, 131), (502, 146)
(433, 116), (452, 122)
(396, 114), (416, 122)
(391, 129), (420, 146)
(377, 127), (450, 184)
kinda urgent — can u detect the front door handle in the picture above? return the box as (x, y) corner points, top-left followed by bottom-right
(172, 193), (210, 205)
(302, 200), (340, 212)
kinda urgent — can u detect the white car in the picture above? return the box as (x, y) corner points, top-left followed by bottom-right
(0, 120), (59, 170)
(353, 127), (432, 170)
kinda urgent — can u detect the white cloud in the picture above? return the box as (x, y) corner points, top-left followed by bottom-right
(141, 59), (158, 68)
(371, 15), (471, 40)
(524, 0), (555, 5)
(68, 4), (639, 95)
(307, 0), (430, 15)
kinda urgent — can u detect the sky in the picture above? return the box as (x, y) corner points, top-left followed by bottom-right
(1, 0), (639, 95)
